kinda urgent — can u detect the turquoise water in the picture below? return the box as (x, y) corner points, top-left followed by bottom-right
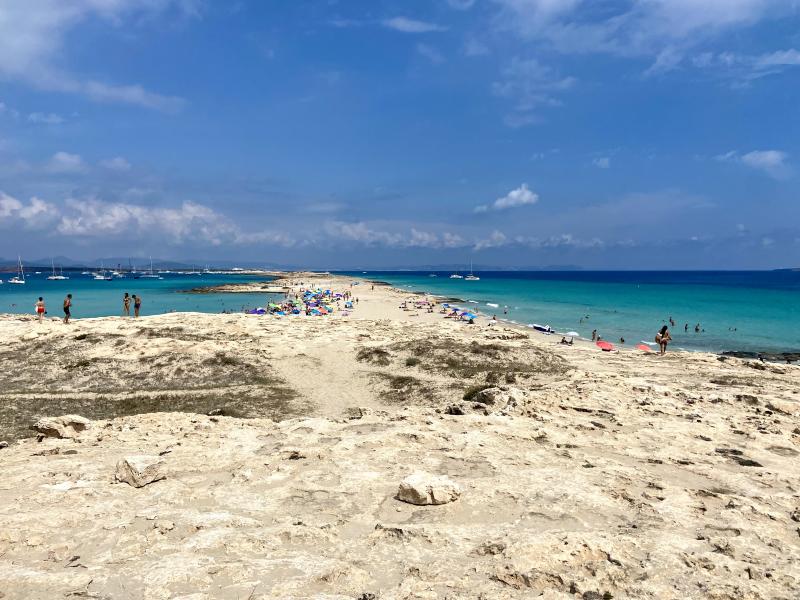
(0, 271), (277, 318)
(346, 271), (800, 354)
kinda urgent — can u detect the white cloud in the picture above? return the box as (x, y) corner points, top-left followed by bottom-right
(382, 17), (447, 33)
(0, 191), (59, 229)
(593, 157), (611, 169)
(492, 0), (796, 74)
(416, 43), (445, 64)
(474, 230), (508, 250)
(492, 57), (576, 126)
(47, 151), (85, 173)
(716, 149), (790, 179)
(475, 183), (539, 212)
(99, 156), (132, 171)
(57, 198), (238, 245)
(28, 112), (64, 124)
(514, 233), (605, 249)
(0, 0), (193, 110)
(325, 221), (404, 246)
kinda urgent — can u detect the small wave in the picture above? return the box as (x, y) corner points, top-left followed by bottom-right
(487, 302), (499, 308)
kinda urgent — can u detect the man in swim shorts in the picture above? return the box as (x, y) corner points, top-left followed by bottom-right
(63, 294), (72, 324)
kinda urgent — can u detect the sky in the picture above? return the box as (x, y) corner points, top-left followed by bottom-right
(0, 0), (799, 270)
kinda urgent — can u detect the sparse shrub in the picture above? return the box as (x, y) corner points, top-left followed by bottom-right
(405, 357), (421, 367)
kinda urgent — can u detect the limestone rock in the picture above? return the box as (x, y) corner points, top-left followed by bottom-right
(472, 386), (524, 409)
(33, 415), (91, 439)
(397, 471), (461, 505)
(114, 455), (165, 488)
(0, 441), (8, 449)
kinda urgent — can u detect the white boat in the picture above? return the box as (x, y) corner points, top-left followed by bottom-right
(449, 273), (463, 279)
(9, 256), (25, 284)
(139, 257), (163, 279)
(47, 260), (69, 280)
(465, 261), (480, 281)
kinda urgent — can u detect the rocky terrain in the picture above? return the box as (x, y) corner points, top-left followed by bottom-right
(0, 277), (799, 599)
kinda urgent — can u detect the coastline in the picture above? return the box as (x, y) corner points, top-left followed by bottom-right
(1, 271), (799, 598)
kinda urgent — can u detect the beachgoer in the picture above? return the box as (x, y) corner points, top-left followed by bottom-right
(591, 329), (597, 342)
(35, 297), (45, 323)
(695, 323), (700, 333)
(619, 337), (625, 344)
(63, 294), (72, 324)
(669, 317), (675, 327)
(656, 325), (672, 355)
(134, 294), (142, 318)
(684, 323), (688, 332)
(123, 293), (131, 317)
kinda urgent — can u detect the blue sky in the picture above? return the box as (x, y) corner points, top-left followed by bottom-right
(1, 0), (799, 269)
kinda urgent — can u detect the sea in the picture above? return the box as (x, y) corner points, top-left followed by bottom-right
(343, 270), (800, 355)
(0, 270), (275, 319)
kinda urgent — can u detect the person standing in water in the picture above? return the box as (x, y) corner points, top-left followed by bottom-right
(656, 325), (672, 355)
(35, 297), (46, 323)
(133, 294), (142, 318)
(123, 293), (131, 317)
(63, 294), (72, 324)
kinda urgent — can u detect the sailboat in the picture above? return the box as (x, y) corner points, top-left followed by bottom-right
(93, 262), (113, 280)
(47, 259), (69, 280)
(465, 261), (480, 281)
(9, 256), (26, 284)
(139, 257), (163, 279)
(449, 272), (464, 279)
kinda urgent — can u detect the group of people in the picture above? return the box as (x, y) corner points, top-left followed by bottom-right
(33, 292), (143, 324)
(34, 294), (73, 324)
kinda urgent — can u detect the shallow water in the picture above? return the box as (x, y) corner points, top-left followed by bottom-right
(345, 270), (800, 354)
(0, 270), (278, 318)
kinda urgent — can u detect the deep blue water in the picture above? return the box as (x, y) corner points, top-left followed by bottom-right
(342, 270), (800, 354)
(0, 270), (275, 318)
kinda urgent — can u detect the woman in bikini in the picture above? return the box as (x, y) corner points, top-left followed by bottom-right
(133, 294), (142, 318)
(656, 325), (672, 355)
(123, 293), (131, 317)
(35, 297), (45, 323)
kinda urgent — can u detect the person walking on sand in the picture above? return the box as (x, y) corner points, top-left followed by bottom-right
(123, 292), (131, 317)
(63, 294), (72, 324)
(656, 325), (672, 355)
(35, 297), (46, 323)
(591, 329), (597, 342)
(133, 294), (142, 318)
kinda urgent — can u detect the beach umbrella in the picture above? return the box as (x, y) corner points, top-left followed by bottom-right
(596, 341), (614, 352)
(636, 344), (651, 352)
(566, 331), (580, 337)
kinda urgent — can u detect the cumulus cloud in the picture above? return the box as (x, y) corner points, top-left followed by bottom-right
(474, 230), (508, 250)
(56, 198), (238, 245)
(47, 151), (85, 173)
(382, 17), (447, 33)
(716, 149), (790, 179)
(475, 183), (539, 212)
(0, 0), (192, 110)
(0, 191), (59, 228)
(99, 156), (132, 171)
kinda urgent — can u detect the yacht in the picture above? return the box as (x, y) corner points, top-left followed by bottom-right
(465, 261), (480, 281)
(9, 256), (25, 284)
(46, 260), (69, 280)
(139, 257), (163, 279)
(449, 273), (463, 279)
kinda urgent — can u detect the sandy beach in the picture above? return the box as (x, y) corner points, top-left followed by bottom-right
(1, 274), (799, 599)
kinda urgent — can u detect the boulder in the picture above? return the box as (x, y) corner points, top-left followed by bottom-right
(397, 472), (461, 506)
(472, 387), (524, 408)
(33, 415), (91, 439)
(114, 455), (166, 488)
